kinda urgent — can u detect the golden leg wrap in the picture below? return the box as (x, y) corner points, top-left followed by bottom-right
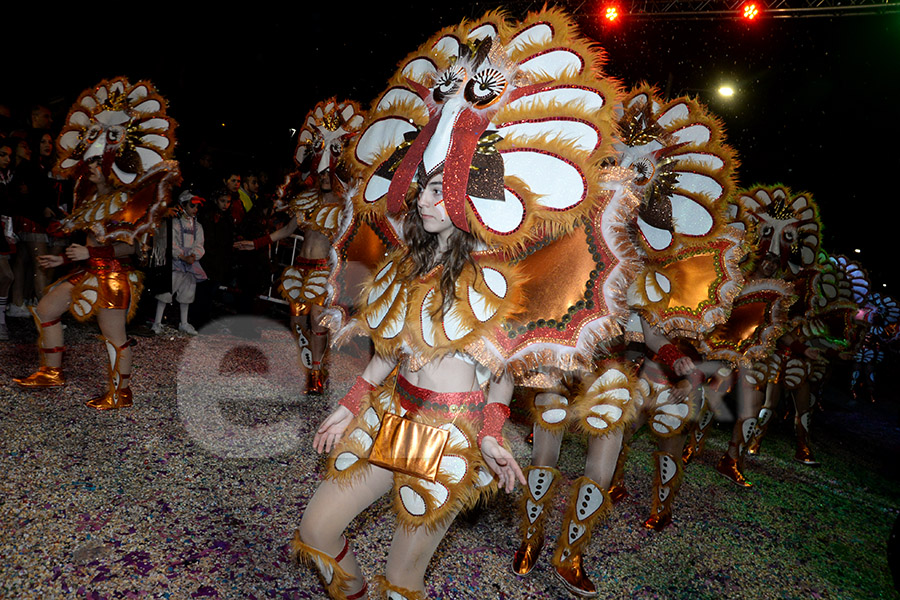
(85, 336), (132, 410)
(374, 575), (427, 600)
(14, 365), (66, 388)
(551, 476), (611, 598)
(643, 451), (683, 532)
(793, 411), (819, 466)
(607, 444), (630, 504)
(14, 308), (66, 388)
(512, 466), (560, 576)
(290, 530), (358, 600)
(308, 367), (328, 395)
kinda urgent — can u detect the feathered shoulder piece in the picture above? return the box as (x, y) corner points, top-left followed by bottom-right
(350, 6), (621, 251)
(352, 247), (525, 374)
(55, 77), (180, 247)
(608, 85), (744, 339)
(697, 278), (797, 367)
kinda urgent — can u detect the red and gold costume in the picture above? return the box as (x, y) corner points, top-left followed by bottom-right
(292, 8), (640, 599)
(585, 85), (743, 534)
(13, 77), (179, 410)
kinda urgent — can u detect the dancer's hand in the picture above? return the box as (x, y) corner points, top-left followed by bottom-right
(66, 243), (90, 261)
(670, 379), (692, 403)
(672, 356), (696, 377)
(233, 240), (254, 251)
(480, 437), (526, 493)
(37, 254), (64, 269)
(313, 405), (353, 454)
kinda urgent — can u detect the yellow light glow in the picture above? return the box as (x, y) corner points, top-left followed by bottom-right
(718, 86), (735, 97)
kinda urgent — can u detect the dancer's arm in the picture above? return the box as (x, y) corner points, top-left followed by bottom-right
(479, 371), (526, 492)
(234, 217), (300, 250)
(313, 353), (398, 454)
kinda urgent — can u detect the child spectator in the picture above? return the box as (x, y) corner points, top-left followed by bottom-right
(151, 191), (206, 335)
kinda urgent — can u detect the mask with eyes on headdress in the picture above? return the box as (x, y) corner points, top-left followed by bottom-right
(54, 77), (180, 247)
(276, 99), (366, 236)
(352, 7), (620, 251)
(295, 98), (366, 192)
(606, 85), (745, 339)
(350, 7), (642, 376)
(739, 185), (821, 279)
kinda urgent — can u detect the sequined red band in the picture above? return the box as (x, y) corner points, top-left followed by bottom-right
(653, 344), (684, 369)
(477, 402), (510, 448)
(396, 375), (485, 419)
(293, 256), (329, 268)
(339, 376), (376, 416)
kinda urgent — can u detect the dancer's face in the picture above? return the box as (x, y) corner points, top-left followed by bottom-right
(417, 173), (452, 240)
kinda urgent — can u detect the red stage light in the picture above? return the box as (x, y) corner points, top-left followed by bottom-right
(741, 2), (760, 19)
(604, 5), (620, 21)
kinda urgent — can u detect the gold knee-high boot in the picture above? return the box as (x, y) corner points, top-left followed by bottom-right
(13, 309), (66, 387)
(643, 451), (683, 531)
(747, 407), (774, 456)
(308, 329), (329, 395)
(715, 417), (757, 488)
(607, 444), (630, 504)
(551, 476), (611, 598)
(512, 466), (560, 576)
(793, 410), (819, 466)
(85, 336), (133, 410)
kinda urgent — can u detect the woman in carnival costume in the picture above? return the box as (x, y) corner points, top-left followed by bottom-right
(291, 8), (642, 599)
(747, 251), (868, 465)
(686, 186), (812, 486)
(235, 98), (367, 394)
(592, 86), (744, 534)
(848, 290), (899, 403)
(13, 77), (179, 410)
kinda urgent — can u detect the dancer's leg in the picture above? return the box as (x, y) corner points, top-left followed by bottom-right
(297, 466), (394, 598)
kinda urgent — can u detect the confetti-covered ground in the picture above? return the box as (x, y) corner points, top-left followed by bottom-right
(2, 312), (898, 599)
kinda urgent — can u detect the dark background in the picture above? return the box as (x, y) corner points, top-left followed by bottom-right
(6, 3), (899, 289)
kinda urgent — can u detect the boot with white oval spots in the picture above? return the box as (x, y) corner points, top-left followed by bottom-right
(374, 575), (427, 600)
(551, 476), (611, 597)
(512, 466), (560, 576)
(793, 411), (819, 466)
(682, 405), (713, 466)
(290, 530), (360, 600)
(715, 417), (757, 488)
(643, 451), (683, 531)
(746, 407), (774, 456)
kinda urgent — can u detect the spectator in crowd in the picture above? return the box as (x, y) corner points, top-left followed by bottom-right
(196, 188), (235, 326)
(0, 139), (14, 339)
(151, 192), (206, 335)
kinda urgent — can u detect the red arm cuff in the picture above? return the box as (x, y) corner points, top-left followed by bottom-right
(253, 235), (272, 250)
(339, 376), (375, 416)
(88, 245), (116, 259)
(654, 343), (684, 369)
(478, 402), (510, 448)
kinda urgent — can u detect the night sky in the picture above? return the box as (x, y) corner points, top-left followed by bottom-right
(7, 3), (900, 289)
